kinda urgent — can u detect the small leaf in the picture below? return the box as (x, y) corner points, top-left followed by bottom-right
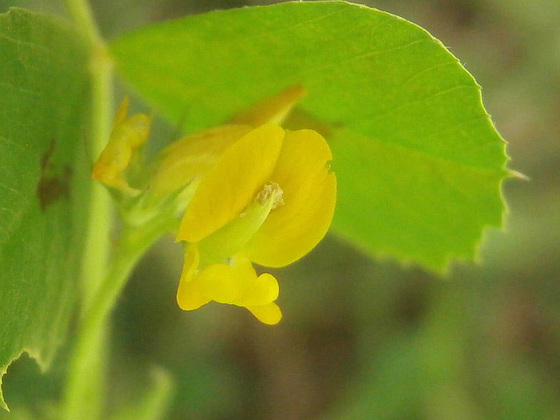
(110, 1), (509, 270)
(0, 8), (92, 409)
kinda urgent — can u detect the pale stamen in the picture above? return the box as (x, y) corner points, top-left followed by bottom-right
(255, 182), (284, 209)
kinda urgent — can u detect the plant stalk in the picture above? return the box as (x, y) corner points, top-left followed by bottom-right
(63, 223), (167, 419)
(62, 0), (113, 418)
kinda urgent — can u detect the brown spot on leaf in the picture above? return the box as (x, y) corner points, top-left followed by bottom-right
(36, 140), (72, 211)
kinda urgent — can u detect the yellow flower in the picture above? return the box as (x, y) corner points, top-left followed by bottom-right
(92, 87), (336, 325)
(174, 123), (336, 324)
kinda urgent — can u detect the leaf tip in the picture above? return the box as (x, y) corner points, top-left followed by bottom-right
(508, 169), (529, 181)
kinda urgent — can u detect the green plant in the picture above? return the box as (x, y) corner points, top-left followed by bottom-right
(0, 1), (509, 418)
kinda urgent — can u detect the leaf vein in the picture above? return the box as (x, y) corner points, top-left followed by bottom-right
(295, 37), (428, 77)
(365, 83), (475, 123)
(400, 61), (458, 89)
(0, 81), (39, 97)
(0, 182), (26, 198)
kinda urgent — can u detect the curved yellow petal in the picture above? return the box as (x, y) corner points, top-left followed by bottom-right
(176, 283), (210, 311)
(245, 303), (282, 325)
(152, 125), (253, 195)
(176, 244), (210, 310)
(177, 124), (284, 243)
(91, 140), (134, 189)
(177, 250), (282, 324)
(178, 253), (257, 305)
(92, 100), (151, 194)
(245, 129), (336, 267)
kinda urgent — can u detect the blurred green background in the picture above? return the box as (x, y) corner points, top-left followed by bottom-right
(1, 0), (559, 419)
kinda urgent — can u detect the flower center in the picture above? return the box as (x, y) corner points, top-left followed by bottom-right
(197, 182), (284, 265)
(255, 182), (284, 209)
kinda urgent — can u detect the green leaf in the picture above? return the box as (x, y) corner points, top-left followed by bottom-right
(0, 8), (92, 410)
(109, 1), (509, 270)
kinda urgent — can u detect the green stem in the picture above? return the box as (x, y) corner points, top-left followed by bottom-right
(62, 0), (113, 418)
(63, 0), (102, 46)
(62, 2), (178, 418)
(64, 0), (114, 311)
(63, 222), (169, 419)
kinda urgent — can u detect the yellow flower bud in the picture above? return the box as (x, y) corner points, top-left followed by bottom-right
(92, 97), (151, 195)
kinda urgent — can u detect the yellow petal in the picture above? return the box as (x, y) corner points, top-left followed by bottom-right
(117, 114), (152, 148)
(177, 124), (284, 243)
(245, 303), (283, 325)
(176, 283), (210, 311)
(195, 256), (266, 303)
(177, 251), (282, 324)
(179, 253), (254, 306)
(151, 125), (253, 195)
(176, 244), (210, 310)
(92, 102), (151, 194)
(230, 85), (306, 126)
(91, 140), (133, 187)
(245, 129), (336, 267)
(193, 263), (245, 304)
(233, 273), (279, 307)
